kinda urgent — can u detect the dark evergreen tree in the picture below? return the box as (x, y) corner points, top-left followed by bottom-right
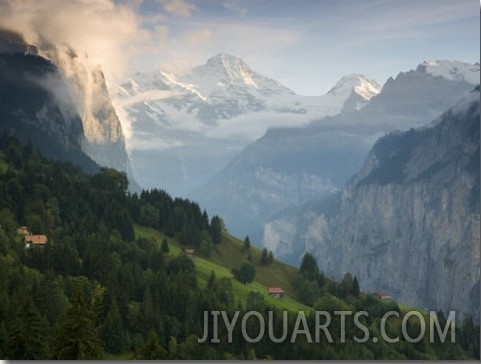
(210, 215), (223, 245)
(207, 270), (216, 290)
(243, 236), (251, 251)
(352, 276), (360, 297)
(260, 248), (269, 265)
(99, 297), (128, 354)
(135, 330), (167, 359)
(161, 238), (170, 253)
(233, 261), (256, 284)
(6, 297), (49, 359)
(268, 250), (274, 264)
(50, 286), (104, 359)
(299, 252), (320, 281)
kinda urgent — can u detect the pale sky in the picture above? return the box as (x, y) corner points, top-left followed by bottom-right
(132, 0), (480, 94)
(1, 0), (479, 94)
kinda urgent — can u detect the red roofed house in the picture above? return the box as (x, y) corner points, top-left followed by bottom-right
(24, 235), (48, 249)
(268, 287), (285, 298)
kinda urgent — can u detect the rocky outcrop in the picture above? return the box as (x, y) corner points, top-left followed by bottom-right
(265, 88), (480, 319)
(0, 28), (38, 55)
(39, 44), (131, 175)
(0, 49), (99, 173)
(0, 29), (137, 187)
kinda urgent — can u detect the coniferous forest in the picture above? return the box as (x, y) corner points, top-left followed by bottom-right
(0, 135), (478, 360)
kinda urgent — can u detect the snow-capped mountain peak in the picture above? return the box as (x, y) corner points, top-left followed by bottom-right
(116, 54), (383, 138)
(417, 60), (480, 85)
(205, 53), (254, 81)
(187, 53), (259, 92)
(327, 73), (381, 101)
(182, 53), (297, 99)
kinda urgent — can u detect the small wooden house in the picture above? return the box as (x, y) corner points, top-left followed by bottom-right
(183, 248), (195, 256)
(375, 292), (391, 300)
(17, 226), (30, 235)
(24, 235), (48, 249)
(268, 287), (285, 298)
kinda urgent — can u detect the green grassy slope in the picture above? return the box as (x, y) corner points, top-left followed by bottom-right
(134, 224), (310, 313)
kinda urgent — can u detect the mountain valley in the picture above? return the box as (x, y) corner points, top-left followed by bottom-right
(116, 53), (381, 196)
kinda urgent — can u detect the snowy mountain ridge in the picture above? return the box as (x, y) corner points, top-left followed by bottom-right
(117, 53), (381, 131)
(327, 73), (381, 100)
(185, 53), (290, 95)
(116, 53), (382, 194)
(418, 60), (480, 85)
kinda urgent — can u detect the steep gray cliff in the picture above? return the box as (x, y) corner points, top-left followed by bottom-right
(265, 87), (480, 319)
(0, 29), (137, 188)
(43, 46), (129, 173)
(0, 33), (99, 173)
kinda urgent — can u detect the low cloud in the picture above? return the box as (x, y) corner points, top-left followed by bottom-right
(0, 0), (152, 146)
(204, 111), (313, 141)
(0, 0), (148, 83)
(116, 90), (182, 108)
(131, 131), (184, 151)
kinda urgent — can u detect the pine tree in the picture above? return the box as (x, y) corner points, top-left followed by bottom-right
(268, 250), (274, 264)
(99, 297), (128, 354)
(299, 252), (320, 281)
(50, 286), (104, 359)
(207, 270), (216, 290)
(352, 276), (360, 297)
(0, 321), (7, 357)
(237, 261), (256, 284)
(136, 330), (167, 359)
(243, 236), (251, 251)
(6, 297), (48, 359)
(167, 336), (181, 359)
(161, 238), (170, 253)
(260, 248), (269, 265)
(210, 215), (223, 245)
(140, 287), (156, 332)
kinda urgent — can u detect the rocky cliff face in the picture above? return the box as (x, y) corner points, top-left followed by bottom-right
(265, 88), (480, 319)
(0, 29), (135, 186)
(0, 32), (99, 172)
(40, 44), (130, 175)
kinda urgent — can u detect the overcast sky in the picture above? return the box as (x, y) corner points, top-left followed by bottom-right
(1, 0), (479, 95)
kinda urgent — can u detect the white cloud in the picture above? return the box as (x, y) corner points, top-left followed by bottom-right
(0, 0), (149, 82)
(116, 90), (182, 107)
(158, 0), (197, 18)
(149, 21), (302, 76)
(222, 0), (248, 18)
(131, 132), (184, 151)
(0, 0), (153, 147)
(204, 111), (312, 141)
(183, 28), (213, 45)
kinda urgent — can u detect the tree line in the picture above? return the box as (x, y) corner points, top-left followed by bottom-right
(0, 135), (478, 360)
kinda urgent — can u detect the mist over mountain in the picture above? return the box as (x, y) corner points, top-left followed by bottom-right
(0, 30), (98, 172)
(0, 29), (136, 186)
(264, 86), (480, 319)
(193, 60), (479, 243)
(117, 53), (380, 196)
